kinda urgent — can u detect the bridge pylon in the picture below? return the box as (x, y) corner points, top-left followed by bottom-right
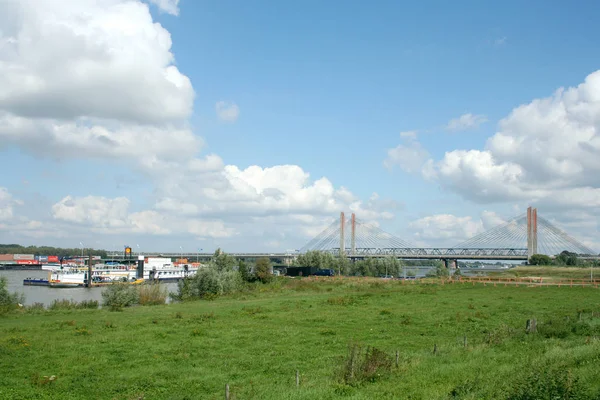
(527, 206), (538, 258)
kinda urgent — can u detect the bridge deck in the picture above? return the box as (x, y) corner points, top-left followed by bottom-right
(107, 248), (531, 261)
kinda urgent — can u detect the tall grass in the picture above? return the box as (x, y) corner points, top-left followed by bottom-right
(138, 282), (167, 306)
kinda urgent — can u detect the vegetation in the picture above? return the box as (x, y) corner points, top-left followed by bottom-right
(0, 243), (108, 258)
(489, 266), (597, 281)
(101, 283), (140, 311)
(48, 299), (99, 310)
(254, 257), (273, 283)
(2, 278), (600, 398)
(528, 254), (553, 265)
(297, 250), (409, 277)
(0, 276), (24, 315)
(138, 283), (168, 306)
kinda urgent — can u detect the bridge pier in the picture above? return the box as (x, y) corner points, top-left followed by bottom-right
(443, 259), (457, 269)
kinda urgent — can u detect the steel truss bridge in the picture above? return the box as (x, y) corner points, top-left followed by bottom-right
(108, 248), (530, 262)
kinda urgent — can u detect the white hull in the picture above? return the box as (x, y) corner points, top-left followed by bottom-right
(47, 258), (202, 286)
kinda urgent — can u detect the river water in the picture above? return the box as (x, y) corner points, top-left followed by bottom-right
(1, 266), (499, 306)
(0, 269), (179, 306)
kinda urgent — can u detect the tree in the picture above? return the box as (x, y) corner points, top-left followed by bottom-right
(213, 248), (237, 272)
(255, 257), (273, 283)
(554, 251), (579, 266)
(529, 254), (553, 265)
(296, 251), (335, 269)
(238, 260), (251, 282)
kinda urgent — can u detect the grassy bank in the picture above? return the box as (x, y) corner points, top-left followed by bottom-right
(2, 277), (600, 399)
(488, 265), (597, 281)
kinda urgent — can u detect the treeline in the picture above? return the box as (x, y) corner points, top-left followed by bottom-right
(0, 244), (108, 258)
(295, 250), (441, 277)
(529, 251), (600, 266)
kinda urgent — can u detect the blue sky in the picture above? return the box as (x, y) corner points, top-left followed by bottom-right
(1, 0), (600, 253)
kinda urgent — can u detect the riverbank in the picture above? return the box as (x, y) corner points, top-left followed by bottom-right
(2, 277), (600, 399)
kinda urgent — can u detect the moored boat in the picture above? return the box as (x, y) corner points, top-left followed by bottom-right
(23, 278), (51, 286)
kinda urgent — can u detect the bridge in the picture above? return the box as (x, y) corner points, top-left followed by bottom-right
(107, 207), (596, 265)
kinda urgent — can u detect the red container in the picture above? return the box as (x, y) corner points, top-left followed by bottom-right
(48, 255), (59, 263)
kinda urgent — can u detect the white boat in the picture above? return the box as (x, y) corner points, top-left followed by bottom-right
(39, 258), (202, 287)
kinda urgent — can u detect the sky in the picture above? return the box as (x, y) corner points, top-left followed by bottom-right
(1, 0), (600, 253)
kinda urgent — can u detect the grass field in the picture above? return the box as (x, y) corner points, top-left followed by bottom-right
(2, 277), (600, 399)
(488, 265), (597, 281)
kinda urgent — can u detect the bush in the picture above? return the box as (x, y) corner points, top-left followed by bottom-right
(0, 276), (24, 315)
(138, 282), (167, 306)
(338, 344), (393, 386)
(174, 267), (243, 300)
(255, 257), (273, 283)
(238, 260), (251, 282)
(102, 283), (139, 311)
(507, 366), (587, 400)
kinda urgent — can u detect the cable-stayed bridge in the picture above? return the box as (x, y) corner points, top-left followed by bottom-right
(111, 207), (596, 264)
(298, 208), (596, 262)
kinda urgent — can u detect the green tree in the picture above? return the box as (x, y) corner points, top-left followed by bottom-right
(238, 260), (251, 282)
(297, 250), (335, 269)
(213, 248), (237, 272)
(255, 257), (273, 283)
(554, 251), (579, 266)
(529, 254), (553, 265)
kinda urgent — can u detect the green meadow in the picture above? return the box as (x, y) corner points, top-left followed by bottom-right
(2, 277), (600, 399)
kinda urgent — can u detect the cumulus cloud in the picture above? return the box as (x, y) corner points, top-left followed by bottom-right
(0, 187), (17, 221)
(148, 0), (180, 16)
(0, 187), (52, 239)
(446, 113), (488, 131)
(0, 0), (397, 250)
(51, 195), (234, 238)
(426, 70), (600, 210)
(408, 210), (505, 246)
(216, 101), (240, 122)
(384, 133), (430, 173)
(0, 0), (197, 161)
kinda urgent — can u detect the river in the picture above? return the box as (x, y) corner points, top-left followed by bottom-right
(0, 269), (179, 306)
(1, 266), (501, 306)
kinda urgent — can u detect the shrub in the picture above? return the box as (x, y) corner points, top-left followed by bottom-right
(174, 267), (243, 300)
(48, 299), (98, 310)
(255, 257), (273, 283)
(138, 282), (167, 306)
(77, 300), (99, 309)
(238, 260), (251, 282)
(101, 283), (139, 311)
(0, 276), (25, 315)
(507, 366), (587, 400)
(49, 299), (78, 310)
(338, 344), (393, 386)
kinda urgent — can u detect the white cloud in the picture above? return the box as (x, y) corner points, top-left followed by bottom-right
(216, 101), (240, 122)
(446, 113), (488, 131)
(51, 195), (235, 238)
(426, 70), (600, 210)
(148, 0), (180, 16)
(384, 134), (430, 173)
(0, 187), (54, 239)
(0, 0), (398, 250)
(0, 187), (16, 221)
(0, 0), (193, 124)
(408, 210), (505, 246)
